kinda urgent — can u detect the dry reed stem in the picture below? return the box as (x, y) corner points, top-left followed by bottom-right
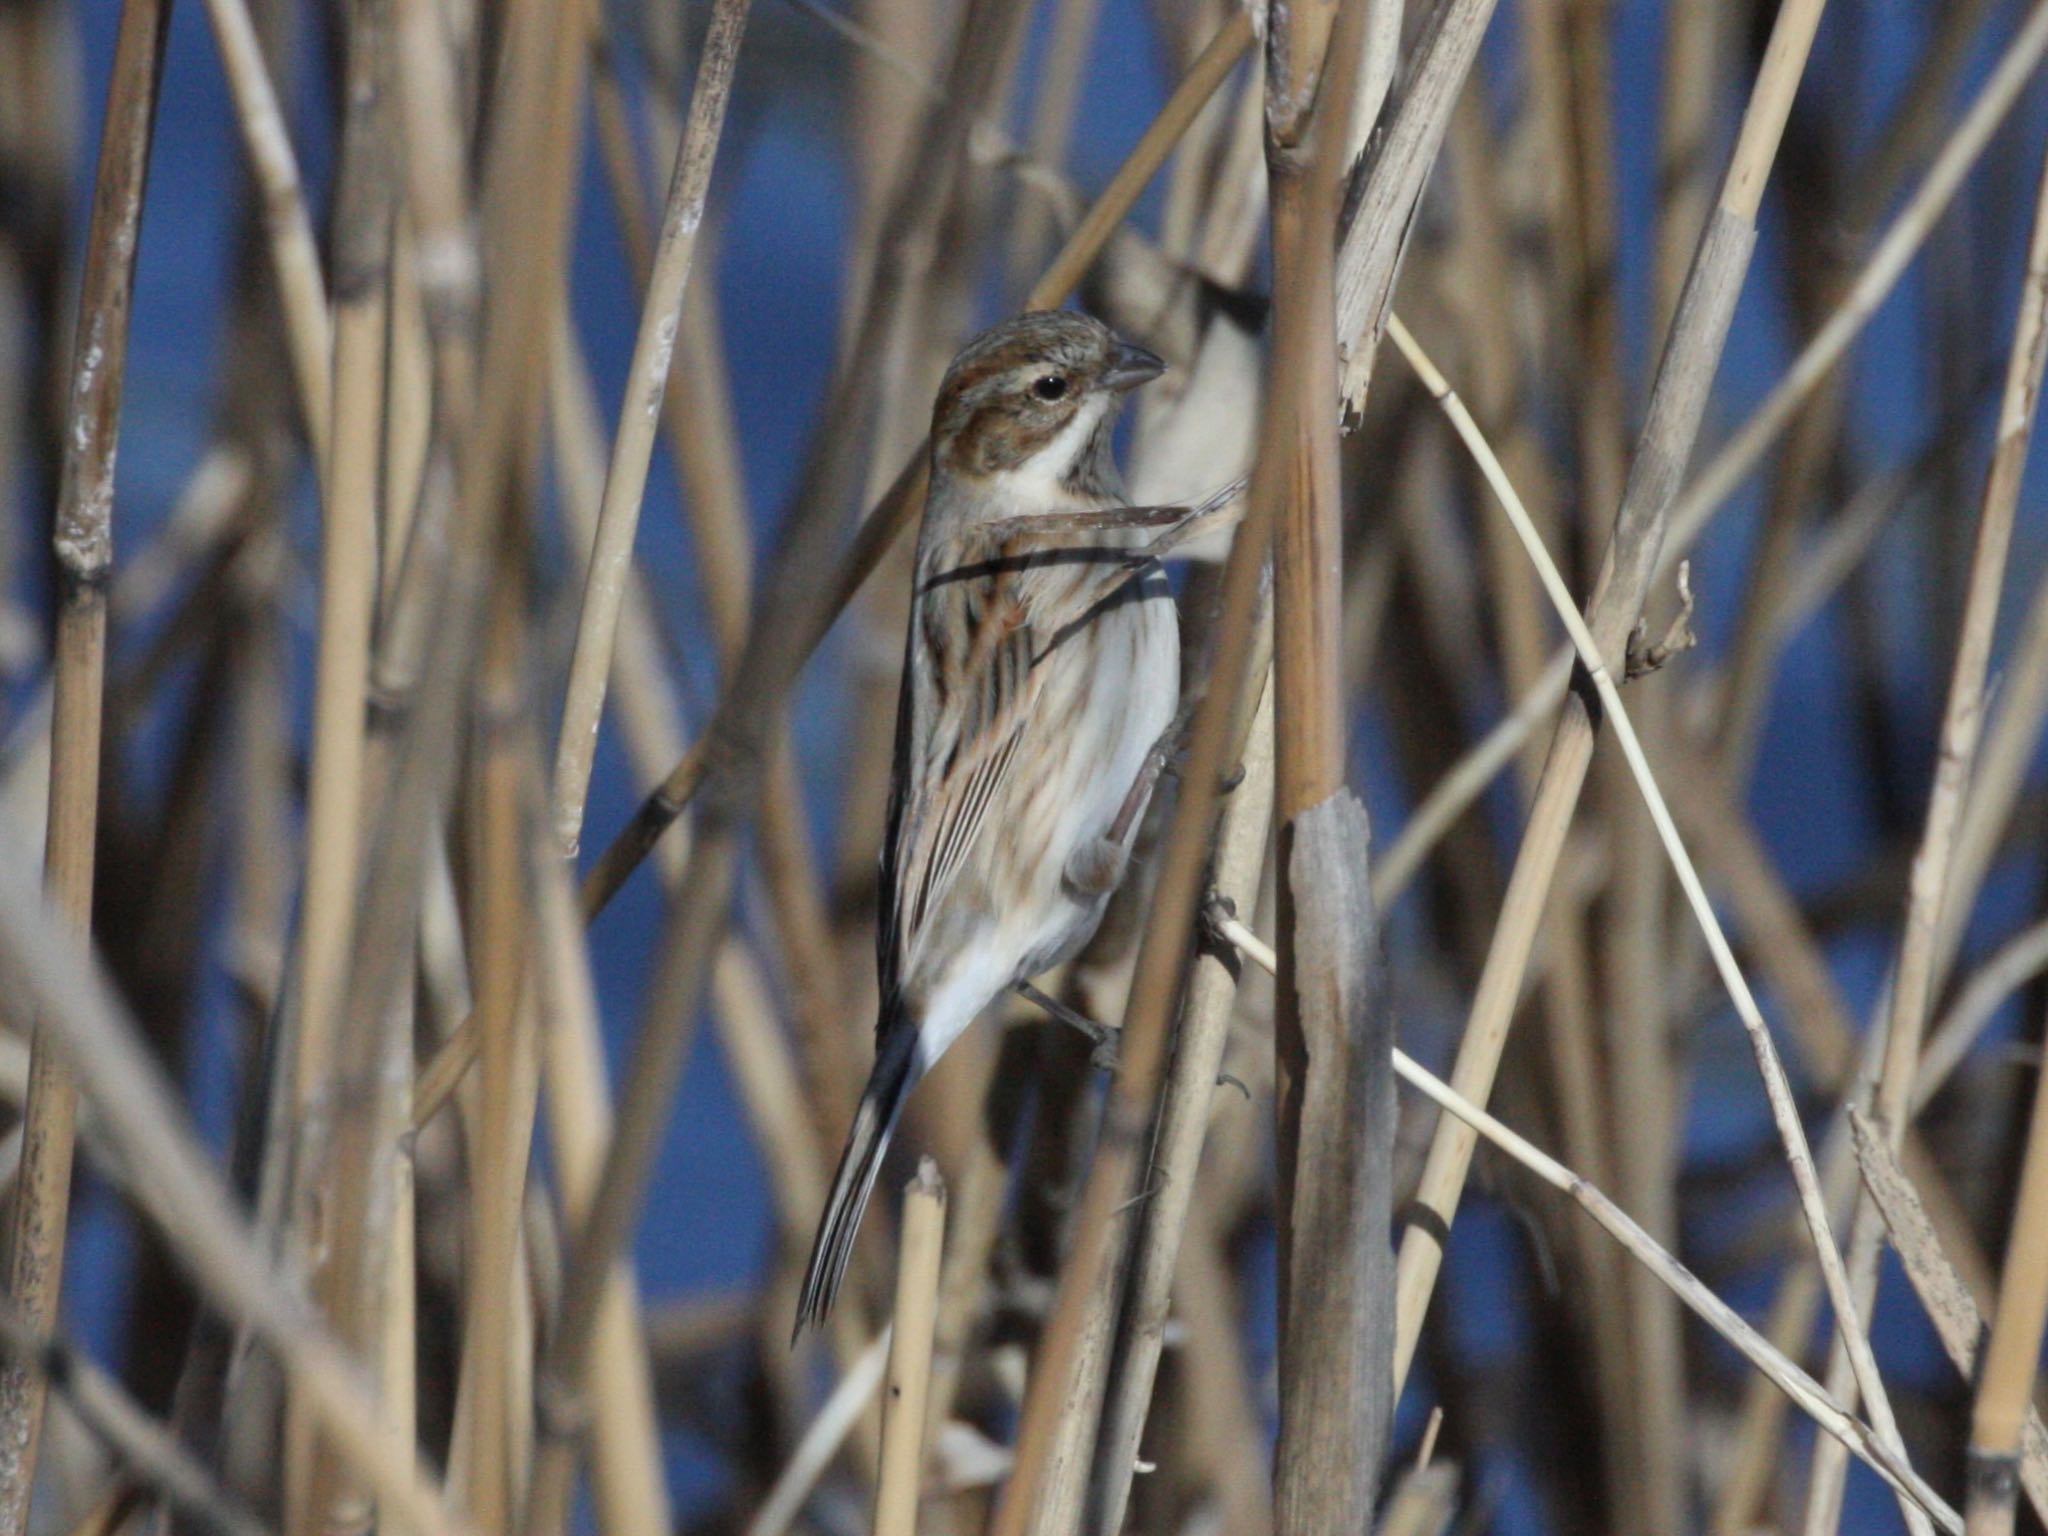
(1089, 662), (1275, 1535)
(526, 9), (1020, 1527)
(291, 0), (395, 1521)
(1968, 1043), (2048, 1535)
(746, 1330), (892, 1536)
(548, 0), (752, 852)
(1334, 0), (1503, 414)
(874, 1161), (946, 1536)
(0, 856), (464, 1536)
(1806, 115), (2048, 1536)
(1388, 307), (1934, 1533)
(1848, 1111), (2048, 1526)
(0, 1294), (268, 1536)
(1209, 914), (1962, 1532)
(1666, 0), (2048, 564)
(197, 0), (332, 464)
(452, 620), (534, 1536)
(0, 0), (167, 1522)
(1263, 0), (1395, 1527)
(576, 3), (1255, 921)
(1384, 0), (1823, 1402)
(530, 836), (672, 1536)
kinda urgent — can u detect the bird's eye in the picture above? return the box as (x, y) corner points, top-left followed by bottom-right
(1032, 375), (1069, 401)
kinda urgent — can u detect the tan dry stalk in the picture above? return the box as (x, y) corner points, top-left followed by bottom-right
(197, 0), (332, 463)
(746, 1331), (893, 1536)
(1384, 0), (1826, 1398)
(1211, 914), (1962, 1532)
(874, 1161), (947, 1536)
(1264, 0), (1395, 1529)
(1089, 663), (1275, 1535)
(1391, 307), (1934, 1532)
(452, 598), (534, 1536)
(1805, 121), (2048, 1536)
(0, 0), (167, 1523)
(1666, 0), (2048, 564)
(290, 0), (396, 1525)
(1966, 1049), (2048, 1535)
(548, 0), (752, 852)
(1849, 1111), (2048, 1525)
(0, 855), (464, 1536)
(530, 832), (673, 1536)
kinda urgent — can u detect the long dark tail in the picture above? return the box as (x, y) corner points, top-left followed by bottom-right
(793, 1020), (921, 1339)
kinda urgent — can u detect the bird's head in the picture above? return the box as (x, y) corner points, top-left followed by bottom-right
(929, 310), (1165, 492)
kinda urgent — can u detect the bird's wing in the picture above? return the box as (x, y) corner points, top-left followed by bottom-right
(877, 515), (1143, 1016)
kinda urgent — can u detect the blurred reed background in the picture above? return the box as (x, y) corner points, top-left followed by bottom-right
(3, 0), (2048, 1532)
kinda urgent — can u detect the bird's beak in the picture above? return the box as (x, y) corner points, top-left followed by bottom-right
(1101, 338), (1166, 392)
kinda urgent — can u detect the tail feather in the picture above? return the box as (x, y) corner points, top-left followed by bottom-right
(793, 1023), (921, 1339)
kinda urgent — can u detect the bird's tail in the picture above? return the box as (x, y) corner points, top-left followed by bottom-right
(793, 1017), (921, 1339)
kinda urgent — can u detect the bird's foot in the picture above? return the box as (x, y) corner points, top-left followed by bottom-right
(1014, 980), (1121, 1072)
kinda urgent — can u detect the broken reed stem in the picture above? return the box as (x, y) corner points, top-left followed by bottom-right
(1263, 0), (1395, 1530)
(0, 0), (168, 1525)
(198, 0), (333, 464)
(873, 1160), (946, 1536)
(548, 0), (752, 853)
(1388, 307), (1932, 1531)
(529, 794), (673, 1536)
(1384, 0), (1822, 1402)
(1806, 109), (2048, 1536)
(1209, 915), (1962, 1534)
(576, 2), (1255, 922)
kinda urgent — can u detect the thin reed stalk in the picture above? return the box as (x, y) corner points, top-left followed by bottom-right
(874, 1161), (946, 1536)
(1804, 116), (2048, 1536)
(1089, 663), (1275, 1535)
(548, 0), (752, 853)
(1383, 0), (1826, 1400)
(1209, 913), (1961, 1532)
(0, 0), (168, 1524)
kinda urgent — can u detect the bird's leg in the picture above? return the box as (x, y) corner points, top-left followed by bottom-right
(1014, 980), (1120, 1071)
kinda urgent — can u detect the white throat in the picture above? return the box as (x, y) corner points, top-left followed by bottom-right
(997, 393), (1114, 506)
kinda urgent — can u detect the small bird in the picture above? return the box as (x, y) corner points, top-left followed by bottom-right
(795, 311), (1179, 1334)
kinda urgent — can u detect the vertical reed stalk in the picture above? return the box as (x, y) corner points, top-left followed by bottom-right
(1805, 122), (2048, 1536)
(1388, 0), (1828, 1394)
(873, 1161), (946, 1536)
(0, 0), (167, 1525)
(548, 0), (752, 852)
